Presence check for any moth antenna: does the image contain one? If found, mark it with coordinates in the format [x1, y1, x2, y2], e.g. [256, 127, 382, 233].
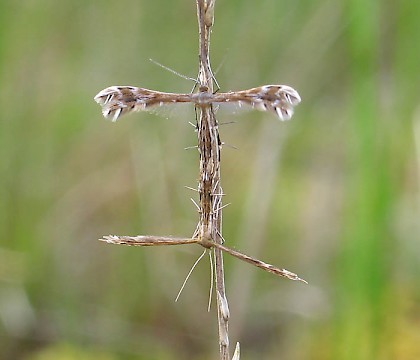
[212, 76, 220, 93]
[219, 120, 237, 126]
[149, 58, 197, 83]
[221, 142, 238, 150]
[214, 52, 228, 77]
[175, 249, 207, 302]
[191, 78, 199, 94]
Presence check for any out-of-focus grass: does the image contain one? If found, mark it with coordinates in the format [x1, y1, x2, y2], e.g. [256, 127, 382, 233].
[0, 1, 419, 359]
[333, 1, 392, 359]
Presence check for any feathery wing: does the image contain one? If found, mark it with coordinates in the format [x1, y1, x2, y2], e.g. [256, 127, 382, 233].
[94, 84, 301, 122]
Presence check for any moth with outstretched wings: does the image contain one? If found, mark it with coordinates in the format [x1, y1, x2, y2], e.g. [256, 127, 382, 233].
[94, 84, 301, 122]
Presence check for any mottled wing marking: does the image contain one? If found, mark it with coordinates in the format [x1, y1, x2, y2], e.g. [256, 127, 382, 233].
[235, 85, 301, 121]
[94, 86, 170, 122]
[94, 84, 301, 122]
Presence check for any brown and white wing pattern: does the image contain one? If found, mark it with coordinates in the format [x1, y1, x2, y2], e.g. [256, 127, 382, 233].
[94, 84, 301, 122]
[94, 86, 144, 121]
[233, 85, 301, 121]
[94, 86, 190, 122]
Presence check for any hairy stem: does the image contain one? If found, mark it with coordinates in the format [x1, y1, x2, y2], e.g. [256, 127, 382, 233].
[195, 1, 230, 359]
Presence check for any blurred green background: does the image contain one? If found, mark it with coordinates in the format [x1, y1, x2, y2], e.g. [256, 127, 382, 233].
[1, 0, 419, 359]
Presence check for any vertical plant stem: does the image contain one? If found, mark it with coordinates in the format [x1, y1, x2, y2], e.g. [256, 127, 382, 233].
[194, 1, 230, 359]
